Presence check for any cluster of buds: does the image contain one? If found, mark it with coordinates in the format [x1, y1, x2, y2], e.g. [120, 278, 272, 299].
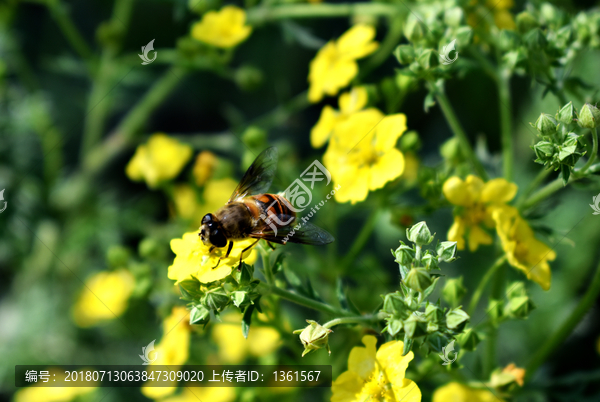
[532, 102, 595, 184]
[178, 263, 261, 332]
[380, 221, 471, 356]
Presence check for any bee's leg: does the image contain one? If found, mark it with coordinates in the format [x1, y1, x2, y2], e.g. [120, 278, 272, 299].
[224, 241, 234, 258]
[211, 259, 221, 270]
[209, 246, 215, 253]
[238, 239, 260, 267]
[267, 241, 276, 250]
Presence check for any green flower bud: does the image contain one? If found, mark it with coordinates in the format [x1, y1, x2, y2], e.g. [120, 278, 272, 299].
[190, 304, 210, 325]
[293, 320, 333, 356]
[457, 327, 481, 351]
[393, 45, 415, 65]
[534, 113, 558, 136]
[242, 126, 267, 148]
[425, 304, 445, 333]
[399, 131, 421, 152]
[421, 252, 439, 270]
[540, 3, 558, 25]
[232, 291, 251, 308]
[442, 277, 466, 307]
[385, 317, 404, 337]
[179, 279, 203, 300]
[574, 12, 590, 42]
[405, 268, 433, 292]
[556, 102, 575, 125]
[516, 11, 538, 33]
[234, 65, 263, 92]
[525, 29, 548, 50]
[382, 292, 409, 318]
[139, 237, 162, 259]
[454, 26, 473, 48]
[503, 49, 526, 71]
[488, 298, 504, 325]
[446, 307, 469, 331]
[107, 245, 130, 268]
[505, 296, 535, 319]
[444, 7, 464, 27]
[403, 313, 428, 338]
[577, 103, 600, 128]
[507, 281, 527, 299]
[437, 241, 458, 262]
[417, 49, 438, 70]
[498, 30, 521, 51]
[202, 288, 230, 312]
[404, 18, 426, 42]
[407, 221, 435, 246]
[392, 241, 415, 265]
[441, 137, 463, 162]
[533, 141, 555, 164]
[555, 25, 575, 48]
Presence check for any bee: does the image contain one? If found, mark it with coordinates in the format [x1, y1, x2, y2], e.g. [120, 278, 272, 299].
[199, 147, 334, 268]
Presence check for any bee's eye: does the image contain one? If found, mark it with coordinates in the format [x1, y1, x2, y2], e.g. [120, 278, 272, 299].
[201, 214, 213, 224]
[209, 229, 227, 248]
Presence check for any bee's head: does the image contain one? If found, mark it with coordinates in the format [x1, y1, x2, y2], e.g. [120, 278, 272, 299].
[199, 213, 227, 248]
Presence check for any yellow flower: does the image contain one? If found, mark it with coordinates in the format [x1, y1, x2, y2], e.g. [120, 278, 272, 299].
[71, 269, 135, 327]
[331, 335, 421, 402]
[492, 205, 554, 290]
[308, 24, 378, 103]
[171, 178, 238, 226]
[126, 133, 192, 189]
[433, 382, 502, 402]
[467, 0, 516, 31]
[191, 6, 252, 48]
[323, 109, 407, 204]
[160, 387, 235, 402]
[311, 86, 368, 148]
[142, 306, 191, 400]
[192, 150, 217, 186]
[443, 175, 518, 252]
[211, 312, 281, 363]
[168, 231, 257, 283]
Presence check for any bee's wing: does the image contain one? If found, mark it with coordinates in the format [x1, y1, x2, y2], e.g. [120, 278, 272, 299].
[249, 216, 334, 246]
[228, 147, 279, 203]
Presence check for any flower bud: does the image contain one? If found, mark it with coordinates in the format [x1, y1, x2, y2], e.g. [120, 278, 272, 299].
[392, 241, 415, 265]
[442, 277, 466, 307]
[437, 241, 457, 262]
[555, 25, 574, 48]
[446, 307, 469, 331]
[382, 292, 409, 318]
[407, 221, 434, 246]
[556, 102, 575, 125]
[405, 268, 432, 292]
[498, 30, 521, 51]
[488, 298, 504, 325]
[441, 137, 463, 162]
[404, 18, 426, 42]
[540, 3, 559, 25]
[577, 103, 600, 128]
[417, 49, 438, 70]
[293, 320, 333, 356]
[393, 45, 415, 65]
[516, 11, 538, 33]
[505, 296, 535, 319]
[444, 7, 464, 27]
[457, 327, 481, 351]
[507, 281, 527, 299]
[454, 27, 473, 47]
[202, 287, 230, 312]
[421, 252, 439, 270]
[399, 131, 421, 152]
[384, 317, 404, 337]
[525, 28, 548, 50]
[107, 245, 130, 268]
[402, 314, 428, 338]
[425, 304, 444, 333]
[234, 65, 263, 92]
[179, 279, 202, 300]
[533, 141, 555, 164]
[534, 113, 557, 136]
[190, 304, 210, 325]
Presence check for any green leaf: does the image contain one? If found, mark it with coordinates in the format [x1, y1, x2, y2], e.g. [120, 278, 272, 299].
[402, 333, 414, 356]
[242, 304, 255, 339]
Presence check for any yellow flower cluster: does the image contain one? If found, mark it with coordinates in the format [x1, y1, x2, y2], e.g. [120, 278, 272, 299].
[71, 269, 135, 327]
[443, 175, 554, 290]
[191, 6, 252, 48]
[168, 231, 257, 283]
[126, 133, 192, 189]
[308, 24, 378, 103]
[312, 87, 409, 204]
[331, 335, 421, 402]
[433, 382, 500, 402]
[467, 0, 516, 31]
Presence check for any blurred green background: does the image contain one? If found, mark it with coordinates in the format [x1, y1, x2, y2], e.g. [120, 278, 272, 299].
[1, 0, 600, 401]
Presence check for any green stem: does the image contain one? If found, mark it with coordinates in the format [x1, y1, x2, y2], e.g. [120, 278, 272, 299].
[322, 313, 386, 329]
[520, 178, 564, 211]
[46, 0, 93, 64]
[339, 209, 379, 271]
[259, 244, 275, 285]
[434, 89, 488, 180]
[83, 66, 188, 174]
[468, 256, 506, 316]
[525, 260, 600, 381]
[484, 262, 506, 378]
[246, 3, 401, 23]
[498, 68, 513, 181]
[515, 168, 552, 209]
[258, 282, 352, 318]
[581, 128, 598, 173]
[359, 15, 404, 79]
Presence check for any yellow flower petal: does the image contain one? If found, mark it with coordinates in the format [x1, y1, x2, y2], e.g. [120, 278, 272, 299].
[338, 86, 368, 114]
[433, 382, 502, 402]
[443, 176, 479, 207]
[191, 6, 252, 48]
[347, 335, 377, 380]
[311, 105, 339, 148]
[368, 147, 405, 191]
[468, 225, 493, 252]
[336, 24, 379, 59]
[480, 178, 518, 204]
[448, 216, 466, 250]
[375, 113, 407, 150]
[375, 340, 414, 379]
